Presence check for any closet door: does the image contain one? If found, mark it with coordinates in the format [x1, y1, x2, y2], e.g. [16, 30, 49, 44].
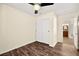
[36, 19, 50, 44]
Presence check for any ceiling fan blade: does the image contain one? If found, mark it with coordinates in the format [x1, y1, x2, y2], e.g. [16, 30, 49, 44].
[40, 3, 54, 7]
[29, 3, 35, 5]
[29, 3, 54, 6]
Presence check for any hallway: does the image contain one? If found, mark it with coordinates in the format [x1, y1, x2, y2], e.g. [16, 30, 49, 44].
[53, 37, 78, 56]
[63, 37, 74, 46]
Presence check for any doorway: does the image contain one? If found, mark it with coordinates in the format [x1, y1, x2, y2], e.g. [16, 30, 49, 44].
[63, 24, 74, 45]
[63, 25, 68, 38]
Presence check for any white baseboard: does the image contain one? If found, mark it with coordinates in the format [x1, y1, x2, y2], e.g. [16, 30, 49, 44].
[49, 42, 57, 47]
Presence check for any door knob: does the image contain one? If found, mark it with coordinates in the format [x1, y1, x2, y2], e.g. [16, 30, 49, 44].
[48, 30, 50, 32]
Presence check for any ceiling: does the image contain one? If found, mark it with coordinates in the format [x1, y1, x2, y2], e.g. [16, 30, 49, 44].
[3, 3, 79, 16]
[40, 3, 79, 15]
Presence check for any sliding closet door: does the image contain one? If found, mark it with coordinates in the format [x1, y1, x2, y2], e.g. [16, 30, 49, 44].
[36, 19, 50, 44]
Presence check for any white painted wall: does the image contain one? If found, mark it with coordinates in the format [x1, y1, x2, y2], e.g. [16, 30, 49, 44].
[0, 5, 36, 54]
[36, 12, 57, 47]
[57, 16, 63, 42]
[0, 5, 3, 46]
[51, 15, 57, 47]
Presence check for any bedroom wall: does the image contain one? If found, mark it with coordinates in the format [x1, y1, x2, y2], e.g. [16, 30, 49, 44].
[0, 5, 3, 45]
[0, 5, 36, 54]
[57, 16, 63, 42]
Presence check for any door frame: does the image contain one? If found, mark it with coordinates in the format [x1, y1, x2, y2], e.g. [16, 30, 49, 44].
[63, 24, 69, 38]
[62, 24, 69, 42]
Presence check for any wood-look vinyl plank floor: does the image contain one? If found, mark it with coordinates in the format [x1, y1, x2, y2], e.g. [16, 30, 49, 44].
[0, 41, 79, 56]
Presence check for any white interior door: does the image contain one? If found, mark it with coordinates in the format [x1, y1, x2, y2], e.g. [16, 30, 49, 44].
[73, 17, 78, 49]
[36, 19, 50, 44]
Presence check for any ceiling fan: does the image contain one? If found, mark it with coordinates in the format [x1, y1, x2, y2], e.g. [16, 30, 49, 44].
[29, 3, 54, 14]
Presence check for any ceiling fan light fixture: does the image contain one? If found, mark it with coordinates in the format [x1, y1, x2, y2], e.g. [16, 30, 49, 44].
[35, 10, 38, 14]
[34, 4, 40, 11]
[29, 3, 54, 14]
